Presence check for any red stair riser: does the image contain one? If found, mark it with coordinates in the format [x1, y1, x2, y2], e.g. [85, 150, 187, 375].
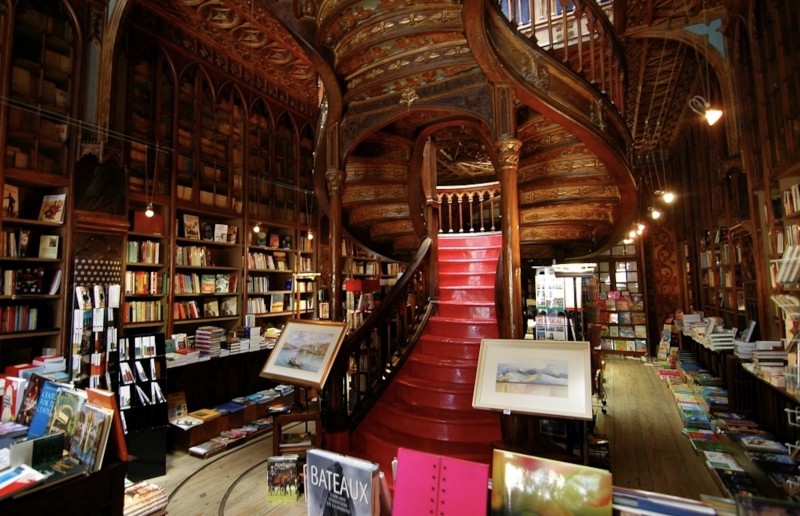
[438, 234, 502, 248]
[438, 248, 500, 260]
[418, 335, 482, 358]
[407, 356, 477, 383]
[438, 260, 497, 273]
[438, 287, 495, 303]
[438, 272, 495, 288]
[436, 301, 495, 319]
[378, 403, 501, 442]
[394, 377, 476, 410]
[426, 318, 499, 338]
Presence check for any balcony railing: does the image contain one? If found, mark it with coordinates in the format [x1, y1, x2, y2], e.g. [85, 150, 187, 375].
[438, 183, 502, 234]
[497, 0, 624, 109]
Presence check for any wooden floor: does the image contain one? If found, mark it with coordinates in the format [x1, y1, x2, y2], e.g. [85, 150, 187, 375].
[149, 354, 724, 515]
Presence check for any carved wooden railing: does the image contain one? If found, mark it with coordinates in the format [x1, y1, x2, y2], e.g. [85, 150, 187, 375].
[438, 183, 502, 234]
[497, 0, 624, 110]
[322, 237, 433, 431]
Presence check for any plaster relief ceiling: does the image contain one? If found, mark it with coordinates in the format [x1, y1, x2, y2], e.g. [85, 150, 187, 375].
[139, 0, 319, 104]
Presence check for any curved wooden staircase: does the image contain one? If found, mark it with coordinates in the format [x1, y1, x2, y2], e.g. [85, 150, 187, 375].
[352, 232, 503, 483]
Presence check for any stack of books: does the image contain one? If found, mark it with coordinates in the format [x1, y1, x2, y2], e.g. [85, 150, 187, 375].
[194, 326, 224, 359]
[733, 339, 756, 359]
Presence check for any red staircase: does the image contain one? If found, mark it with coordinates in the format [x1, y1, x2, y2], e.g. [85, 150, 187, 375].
[352, 232, 503, 483]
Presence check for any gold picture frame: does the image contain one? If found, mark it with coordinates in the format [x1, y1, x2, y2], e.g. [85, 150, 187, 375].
[472, 339, 593, 420]
[260, 319, 348, 389]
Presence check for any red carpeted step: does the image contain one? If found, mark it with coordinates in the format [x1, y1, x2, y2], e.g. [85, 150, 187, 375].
[437, 258, 498, 274]
[438, 285, 495, 303]
[438, 271, 496, 288]
[437, 246, 500, 260]
[393, 374, 477, 410]
[406, 354, 477, 384]
[375, 397, 500, 441]
[425, 316, 499, 338]
[418, 334, 482, 359]
[438, 233, 502, 248]
[436, 299, 496, 319]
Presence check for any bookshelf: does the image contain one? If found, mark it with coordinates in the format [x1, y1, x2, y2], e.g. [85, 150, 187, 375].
[172, 208, 242, 336]
[6, 1, 75, 177]
[0, 169, 70, 367]
[122, 202, 169, 336]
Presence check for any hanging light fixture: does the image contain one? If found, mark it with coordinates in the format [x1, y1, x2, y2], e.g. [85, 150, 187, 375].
[144, 143, 155, 217]
[689, 95, 722, 126]
[688, 0, 722, 126]
[305, 190, 314, 240]
[252, 221, 261, 233]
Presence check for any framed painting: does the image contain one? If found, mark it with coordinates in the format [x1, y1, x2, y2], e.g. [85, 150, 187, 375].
[472, 339, 592, 420]
[260, 320, 348, 389]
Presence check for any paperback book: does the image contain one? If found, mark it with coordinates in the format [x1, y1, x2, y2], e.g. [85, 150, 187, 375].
[68, 402, 114, 472]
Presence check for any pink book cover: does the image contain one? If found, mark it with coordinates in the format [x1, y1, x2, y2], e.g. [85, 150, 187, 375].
[392, 447, 489, 516]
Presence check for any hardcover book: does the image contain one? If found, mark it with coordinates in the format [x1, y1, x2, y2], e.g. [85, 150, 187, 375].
[68, 402, 113, 472]
[491, 449, 612, 515]
[46, 388, 87, 448]
[38, 193, 66, 223]
[15, 373, 46, 426]
[267, 454, 300, 502]
[306, 447, 381, 516]
[38, 234, 59, 259]
[183, 214, 200, 239]
[27, 380, 70, 439]
[394, 447, 489, 516]
[1, 377, 27, 423]
[86, 387, 129, 462]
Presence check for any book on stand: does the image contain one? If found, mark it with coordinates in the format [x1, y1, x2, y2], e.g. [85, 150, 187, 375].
[305, 448, 381, 516]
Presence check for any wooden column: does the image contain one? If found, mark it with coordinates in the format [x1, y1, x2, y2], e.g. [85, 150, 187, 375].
[492, 84, 523, 340]
[325, 123, 345, 323]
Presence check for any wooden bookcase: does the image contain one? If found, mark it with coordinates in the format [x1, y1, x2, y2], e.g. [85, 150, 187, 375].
[0, 0, 76, 365]
[172, 207, 242, 338]
[122, 202, 169, 337]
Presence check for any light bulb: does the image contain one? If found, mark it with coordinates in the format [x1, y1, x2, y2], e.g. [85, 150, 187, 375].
[662, 191, 675, 204]
[636, 222, 645, 235]
[145, 203, 154, 218]
[705, 108, 723, 126]
[307, 229, 314, 241]
[650, 208, 662, 220]
[629, 229, 637, 239]
[252, 222, 261, 233]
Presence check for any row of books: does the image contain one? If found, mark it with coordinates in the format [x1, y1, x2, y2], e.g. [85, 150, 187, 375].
[173, 297, 237, 320]
[0, 231, 60, 259]
[126, 240, 160, 264]
[122, 300, 163, 323]
[0, 305, 39, 333]
[173, 272, 237, 295]
[247, 251, 288, 271]
[174, 245, 215, 267]
[123, 270, 167, 295]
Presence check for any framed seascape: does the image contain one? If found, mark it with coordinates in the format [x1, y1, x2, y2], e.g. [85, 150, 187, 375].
[260, 320, 348, 389]
[472, 339, 593, 420]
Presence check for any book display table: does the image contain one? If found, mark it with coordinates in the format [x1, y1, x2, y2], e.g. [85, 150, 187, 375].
[0, 460, 126, 516]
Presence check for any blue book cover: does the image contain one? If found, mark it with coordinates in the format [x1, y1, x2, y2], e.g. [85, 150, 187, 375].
[27, 380, 65, 439]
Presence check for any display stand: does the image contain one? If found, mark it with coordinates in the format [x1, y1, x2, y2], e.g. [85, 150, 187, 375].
[272, 387, 320, 456]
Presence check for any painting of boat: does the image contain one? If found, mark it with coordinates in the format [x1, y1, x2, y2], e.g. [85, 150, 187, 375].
[274, 329, 335, 373]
